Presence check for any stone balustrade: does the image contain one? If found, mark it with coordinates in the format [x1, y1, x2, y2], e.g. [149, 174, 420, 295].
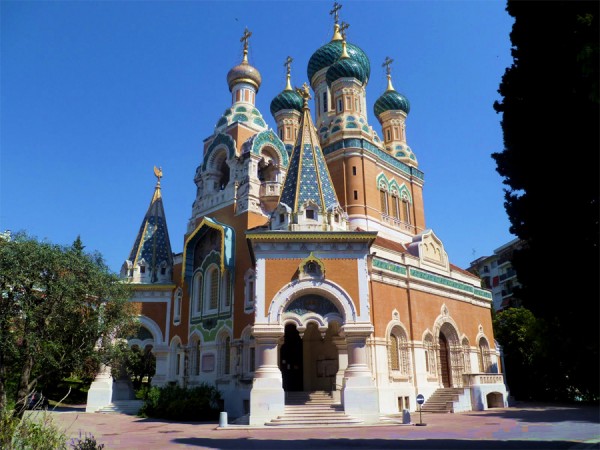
[463, 373, 504, 386]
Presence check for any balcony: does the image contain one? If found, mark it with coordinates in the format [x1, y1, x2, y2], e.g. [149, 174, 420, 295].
[463, 373, 505, 386]
[260, 181, 281, 198]
[381, 214, 417, 234]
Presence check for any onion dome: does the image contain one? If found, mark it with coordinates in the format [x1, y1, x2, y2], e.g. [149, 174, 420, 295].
[226, 28, 262, 92]
[374, 69, 410, 117]
[270, 56, 303, 116]
[307, 24, 370, 85]
[326, 39, 368, 87]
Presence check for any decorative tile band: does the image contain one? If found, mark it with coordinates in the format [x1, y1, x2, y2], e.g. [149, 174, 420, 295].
[373, 257, 407, 275]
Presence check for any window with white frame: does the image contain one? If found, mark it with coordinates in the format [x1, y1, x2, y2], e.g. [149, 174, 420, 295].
[423, 334, 436, 376]
[193, 272, 203, 315]
[173, 288, 182, 324]
[244, 269, 255, 312]
[219, 335, 231, 376]
[203, 265, 220, 314]
[221, 270, 231, 309]
[390, 327, 411, 376]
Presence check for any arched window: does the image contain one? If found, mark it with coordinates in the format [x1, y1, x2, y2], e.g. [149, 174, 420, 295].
[190, 336, 201, 377]
[221, 270, 231, 309]
[401, 195, 411, 224]
[244, 269, 255, 312]
[478, 337, 491, 373]
[423, 334, 436, 376]
[391, 194, 400, 220]
[192, 272, 203, 315]
[173, 288, 182, 324]
[390, 328, 411, 376]
[203, 265, 220, 313]
[462, 338, 472, 373]
[380, 188, 389, 215]
[219, 335, 231, 376]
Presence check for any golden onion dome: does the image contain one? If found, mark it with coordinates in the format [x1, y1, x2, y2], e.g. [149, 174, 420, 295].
[227, 27, 262, 93]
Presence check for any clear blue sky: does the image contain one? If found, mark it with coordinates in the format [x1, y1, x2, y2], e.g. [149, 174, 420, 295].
[1, 0, 516, 274]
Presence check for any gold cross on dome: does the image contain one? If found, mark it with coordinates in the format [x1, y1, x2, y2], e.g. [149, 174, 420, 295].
[284, 56, 293, 75]
[297, 82, 312, 101]
[240, 27, 252, 51]
[340, 21, 349, 39]
[383, 56, 394, 76]
[330, 2, 342, 24]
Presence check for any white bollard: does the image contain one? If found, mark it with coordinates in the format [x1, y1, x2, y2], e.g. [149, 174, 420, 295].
[219, 411, 228, 427]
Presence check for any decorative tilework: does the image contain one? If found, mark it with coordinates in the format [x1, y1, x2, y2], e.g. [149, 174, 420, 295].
[373, 258, 407, 275]
[250, 129, 289, 168]
[202, 133, 236, 170]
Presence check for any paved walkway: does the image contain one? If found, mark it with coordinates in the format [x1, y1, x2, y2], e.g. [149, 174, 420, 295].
[37, 402, 599, 450]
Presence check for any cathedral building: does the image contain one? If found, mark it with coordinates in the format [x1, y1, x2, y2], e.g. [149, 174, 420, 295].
[122, 6, 507, 425]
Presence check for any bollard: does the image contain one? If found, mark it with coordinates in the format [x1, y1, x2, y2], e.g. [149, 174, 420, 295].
[402, 408, 411, 424]
[219, 411, 228, 427]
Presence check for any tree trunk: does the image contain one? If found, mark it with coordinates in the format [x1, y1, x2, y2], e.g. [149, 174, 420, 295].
[0, 353, 7, 412]
[15, 353, 34, 419]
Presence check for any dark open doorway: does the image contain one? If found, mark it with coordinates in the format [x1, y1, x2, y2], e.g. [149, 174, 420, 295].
[439, 333, 452, 387]
[281, 324, 303, 391]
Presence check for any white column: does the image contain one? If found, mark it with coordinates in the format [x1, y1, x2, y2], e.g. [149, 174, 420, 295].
[249, 324, 284, 426]
[341, 323, 380, 423]
[332, 337, 348, 403]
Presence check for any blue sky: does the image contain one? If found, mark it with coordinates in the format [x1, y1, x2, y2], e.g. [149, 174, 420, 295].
[1, 0, 515, 274]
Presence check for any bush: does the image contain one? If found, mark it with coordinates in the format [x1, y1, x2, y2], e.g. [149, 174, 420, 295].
[0, 410, 68, 450]
[139, 383, 221, 421]
[70, 431, 105, 450]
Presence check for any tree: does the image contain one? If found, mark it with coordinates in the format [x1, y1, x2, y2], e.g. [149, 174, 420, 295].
[0, 232, 135, 416]
[493, 1, 599, 401]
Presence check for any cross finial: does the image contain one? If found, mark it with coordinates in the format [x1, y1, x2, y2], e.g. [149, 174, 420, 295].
[330, 2, 342, 25]
[383, 56, 394, 76]
[340, 21, 349, 40]
[240, 27, 252, 50]
[153, 166, 163, 186]
[284, 56, 293, 75]
[240, 27, 252, 62]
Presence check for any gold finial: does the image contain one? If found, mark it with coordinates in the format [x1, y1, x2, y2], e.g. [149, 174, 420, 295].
[383, 56, 395, 91]
[296, 82, 312, 109]
[154, 165, 163, 184]
[240, 27, 252, 63]
[330, 2, 343, 41]
[284, 56, 293, 91]
[340, 21, 350, 59]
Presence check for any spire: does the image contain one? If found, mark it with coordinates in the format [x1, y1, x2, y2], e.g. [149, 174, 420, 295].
[124, 166, 173, 283]
[278, 83, 341, 218]
[340, 22, 350, 59]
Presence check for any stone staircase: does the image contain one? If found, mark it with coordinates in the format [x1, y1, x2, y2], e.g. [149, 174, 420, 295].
[95, 400, 144, 415]
[420, 388, 465, 413]
[265, 391, 363, 427]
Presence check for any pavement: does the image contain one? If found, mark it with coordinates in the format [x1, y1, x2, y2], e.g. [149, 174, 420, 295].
[31, 402, 600, 450]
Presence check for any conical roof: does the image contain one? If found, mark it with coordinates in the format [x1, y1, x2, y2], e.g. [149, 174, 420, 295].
[127, 167, 173, 283]
[278, 84, 340, 213]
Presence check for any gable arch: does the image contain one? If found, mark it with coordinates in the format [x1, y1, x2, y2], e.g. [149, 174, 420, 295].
[376, 172, 390, 190]
[266, 278, 357, 325]
[135, 315, 164, 345]
[251, 130, 289, 168]
[202, 133, 236, 171]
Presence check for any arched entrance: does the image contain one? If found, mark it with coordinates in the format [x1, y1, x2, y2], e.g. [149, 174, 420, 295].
[439, 333, 452, 387]
[281, 324, 303, 391]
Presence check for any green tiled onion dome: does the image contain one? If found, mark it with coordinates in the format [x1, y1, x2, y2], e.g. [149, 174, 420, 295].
[270, 89, 303, 116]
[307, 40, 370, 85]
[227, 60, 262, 92]
[374, 89, 410, 117]
[326, 56, 368, 86]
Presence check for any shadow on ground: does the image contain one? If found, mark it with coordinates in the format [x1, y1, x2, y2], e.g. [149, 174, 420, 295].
[462, 403, 600, 424]
[172, 437, 595, 449]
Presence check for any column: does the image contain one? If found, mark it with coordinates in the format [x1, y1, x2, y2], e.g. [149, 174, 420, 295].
[341, 323, 380, 423]
[332, 337, 348, 403]
[249, 324, 284, 426]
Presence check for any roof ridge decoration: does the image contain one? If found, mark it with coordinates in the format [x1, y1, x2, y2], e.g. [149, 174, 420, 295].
[124, 167, 174, 283]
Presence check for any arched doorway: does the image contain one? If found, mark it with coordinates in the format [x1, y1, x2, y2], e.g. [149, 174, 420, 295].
[281, 324, 303, 391]
[439, 333, 452, 387]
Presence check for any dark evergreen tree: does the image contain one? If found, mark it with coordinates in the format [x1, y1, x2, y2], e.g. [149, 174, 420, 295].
[493, 1, 599, 401]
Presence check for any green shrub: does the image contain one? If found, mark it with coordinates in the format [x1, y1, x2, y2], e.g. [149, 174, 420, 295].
[69, 431, 105, 450]
[0, 410, 68, 450]
[139, 383, 221, 421]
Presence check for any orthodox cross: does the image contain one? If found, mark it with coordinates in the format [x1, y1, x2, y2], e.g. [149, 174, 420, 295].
[284, 56, 293, 75]
[383, 56, 394, 76]
[340, 21, 349, 39]
[153, 166, 163, 186]
[330, 2, 342, 24]
[240, 27, 252, 51]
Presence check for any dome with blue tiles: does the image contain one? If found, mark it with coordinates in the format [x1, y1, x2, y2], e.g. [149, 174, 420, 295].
[307, 25, 370, 85]
[326, 40, 368, 87]
[270, 89, 303, 116]
[374, 69, 410, 117]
